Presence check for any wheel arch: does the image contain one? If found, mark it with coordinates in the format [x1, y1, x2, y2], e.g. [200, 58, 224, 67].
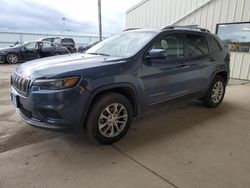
[81, 83, 142, 129]
[215, 71, 228, 84]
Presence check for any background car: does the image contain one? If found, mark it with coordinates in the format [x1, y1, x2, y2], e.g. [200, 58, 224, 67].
[40, 37, 77, 53]
[0, 41, 69, 64]
[78, 41, 99, 53]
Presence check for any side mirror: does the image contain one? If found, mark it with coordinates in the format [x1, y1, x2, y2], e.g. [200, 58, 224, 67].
[145, 49, 167, 59]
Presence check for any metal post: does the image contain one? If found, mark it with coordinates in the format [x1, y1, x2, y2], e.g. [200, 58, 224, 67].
[98, 0, 102, 41]
[62, 17, 66, 36]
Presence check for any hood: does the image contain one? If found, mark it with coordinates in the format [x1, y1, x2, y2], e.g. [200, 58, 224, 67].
[0, 47, 19, 52]
[15, 53, 126, 78]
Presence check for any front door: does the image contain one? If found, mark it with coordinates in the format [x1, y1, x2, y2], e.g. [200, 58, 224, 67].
[22, 42, 39, 61]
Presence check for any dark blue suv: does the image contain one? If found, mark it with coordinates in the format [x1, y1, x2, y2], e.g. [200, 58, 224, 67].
[11, 26, 230, 144]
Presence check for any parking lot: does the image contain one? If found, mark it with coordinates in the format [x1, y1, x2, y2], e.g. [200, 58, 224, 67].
[0, 64, 250, 188]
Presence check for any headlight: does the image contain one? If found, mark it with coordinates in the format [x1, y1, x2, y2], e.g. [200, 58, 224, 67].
[33, 77, 80, 90]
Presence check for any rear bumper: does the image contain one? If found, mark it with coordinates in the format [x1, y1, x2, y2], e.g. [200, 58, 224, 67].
[11, 85, 91, 129]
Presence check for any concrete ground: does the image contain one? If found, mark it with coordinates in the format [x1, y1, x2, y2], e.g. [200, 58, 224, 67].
[0, 64, 250, 188]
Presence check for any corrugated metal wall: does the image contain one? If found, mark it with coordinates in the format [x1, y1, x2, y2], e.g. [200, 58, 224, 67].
[230, 53, 250, 80]
[126, 0, 212, 29]
[174, 0, 250, 33]
[126, 0, 250, 80]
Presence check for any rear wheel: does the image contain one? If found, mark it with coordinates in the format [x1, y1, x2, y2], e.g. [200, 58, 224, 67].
[85, 92, 133, 144]
[202, 75, 226, 108]
[6, 53, 18, 64]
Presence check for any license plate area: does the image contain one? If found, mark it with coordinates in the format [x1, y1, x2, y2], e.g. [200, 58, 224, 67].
[11, 93, 21, 108]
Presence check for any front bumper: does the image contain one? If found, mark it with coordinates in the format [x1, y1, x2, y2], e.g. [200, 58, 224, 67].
[0, 55, 6, 63]
[11, 85, 90, 129]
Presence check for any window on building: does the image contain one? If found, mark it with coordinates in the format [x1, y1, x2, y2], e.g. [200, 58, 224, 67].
[216, 22, 250, 53]
[185, 34, 209, 57]
[152, 34, 184, 60]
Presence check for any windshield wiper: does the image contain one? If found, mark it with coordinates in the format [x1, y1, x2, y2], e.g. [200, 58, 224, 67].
[87, 52, 110, 56]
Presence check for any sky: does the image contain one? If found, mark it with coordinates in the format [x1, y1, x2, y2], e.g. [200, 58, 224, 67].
[0, 0, 141, 35]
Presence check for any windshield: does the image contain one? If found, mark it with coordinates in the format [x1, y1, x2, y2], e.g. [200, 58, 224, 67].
[86, 32, 157, 57]
[13, 43, 23, 47]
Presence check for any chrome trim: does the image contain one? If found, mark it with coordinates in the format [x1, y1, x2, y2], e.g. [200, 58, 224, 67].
[33, 76, 80, 83]
[11, 72, 30, 95]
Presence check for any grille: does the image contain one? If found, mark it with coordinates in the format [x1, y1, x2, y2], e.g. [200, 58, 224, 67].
[11, 73, 30, 94]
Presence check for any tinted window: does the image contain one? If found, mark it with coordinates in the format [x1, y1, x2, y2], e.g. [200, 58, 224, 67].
[25, 42, 37, 50]
[152, 34, 184, 60]
[42, 42, 52, 48]
[61, 38, 74, 45]
[186, 34, 209, 57]
[208, 36, 221, 52]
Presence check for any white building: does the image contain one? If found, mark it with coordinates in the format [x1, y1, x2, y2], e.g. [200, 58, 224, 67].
[126, 0, 250, 80]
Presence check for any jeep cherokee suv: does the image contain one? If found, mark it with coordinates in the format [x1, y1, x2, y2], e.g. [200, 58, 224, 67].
[11, 26, 230, 144]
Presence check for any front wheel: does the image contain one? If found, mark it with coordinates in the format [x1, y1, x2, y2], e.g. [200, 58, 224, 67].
[202, 75, 226, 108]
[85, 92, 133, 144]
[6, 53, 19, 64]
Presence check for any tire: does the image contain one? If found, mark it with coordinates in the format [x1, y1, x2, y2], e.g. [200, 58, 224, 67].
[6, 53, 19, 64]
[85, 92, 133, 144]
[202, 75, 226, 108]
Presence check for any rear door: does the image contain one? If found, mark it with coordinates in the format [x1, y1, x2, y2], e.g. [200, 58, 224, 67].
[183, 33, 213, 91]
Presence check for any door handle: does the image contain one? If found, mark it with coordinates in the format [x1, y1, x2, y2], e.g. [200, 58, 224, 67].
[210, 57, 216, 62]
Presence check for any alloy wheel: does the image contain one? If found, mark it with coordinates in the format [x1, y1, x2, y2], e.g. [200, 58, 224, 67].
[98, 103, 128, 138]
[211, 81, 224, 103]
[8, 54, 18, 64]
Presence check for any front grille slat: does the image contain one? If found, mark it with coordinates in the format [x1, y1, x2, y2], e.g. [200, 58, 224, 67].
[11, 73, 30, 95]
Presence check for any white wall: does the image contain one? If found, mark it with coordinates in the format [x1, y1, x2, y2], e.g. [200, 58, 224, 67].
[126, 0, 212, 29]
[126, 0, 250, 80]
[231, 53, 250, 80]
[175, 0, 250, 33]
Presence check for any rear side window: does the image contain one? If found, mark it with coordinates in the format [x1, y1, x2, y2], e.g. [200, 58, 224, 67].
[207, 36, 222, 52]
[42, 42, 53, 48]
[185, 34, 209, 57]
[61, 38, 74, 45]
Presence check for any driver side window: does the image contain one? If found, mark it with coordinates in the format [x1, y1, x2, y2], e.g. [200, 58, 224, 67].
[25, 43, 37, 50]
[152, 34, 184, 60]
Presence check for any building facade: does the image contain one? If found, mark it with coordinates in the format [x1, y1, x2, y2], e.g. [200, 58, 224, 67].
[126, 0, 250, 80]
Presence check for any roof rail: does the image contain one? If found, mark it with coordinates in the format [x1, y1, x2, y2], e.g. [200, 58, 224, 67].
[123, 28, 141, 31]
[161, 25, 211, 33]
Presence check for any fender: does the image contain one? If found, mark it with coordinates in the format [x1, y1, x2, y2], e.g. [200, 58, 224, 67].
[80, 82, 143, 128]
[206, 68, 228, 91]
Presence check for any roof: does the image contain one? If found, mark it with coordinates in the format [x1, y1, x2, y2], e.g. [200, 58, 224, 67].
[124, 28, 160, 33]
[124, 26, 211, 34]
